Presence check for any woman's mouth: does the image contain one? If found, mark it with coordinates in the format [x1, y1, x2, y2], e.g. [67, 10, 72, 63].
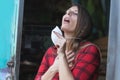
[63, 18, 70, 24]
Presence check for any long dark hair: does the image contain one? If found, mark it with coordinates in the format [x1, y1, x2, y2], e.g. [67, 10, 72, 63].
[67, 3, 93, 52]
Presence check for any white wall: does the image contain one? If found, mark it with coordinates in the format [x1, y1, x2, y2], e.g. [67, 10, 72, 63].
[106, 0, 120, 80]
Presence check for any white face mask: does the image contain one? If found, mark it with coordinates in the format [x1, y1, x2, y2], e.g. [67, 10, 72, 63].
[51, 26, 63, 45]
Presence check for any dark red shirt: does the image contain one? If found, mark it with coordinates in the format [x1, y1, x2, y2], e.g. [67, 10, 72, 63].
[35, 41, 101, 80]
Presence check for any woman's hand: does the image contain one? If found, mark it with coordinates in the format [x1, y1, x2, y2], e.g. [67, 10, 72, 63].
[53, 31, 66, 53]
[65, 50, 75, 68]
[53, 31, 75, 69]
[52, 51, 75, 72]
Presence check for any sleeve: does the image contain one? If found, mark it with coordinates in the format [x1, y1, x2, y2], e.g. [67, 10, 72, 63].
[72, 45, 101, 80]
[34, 48, 50, 80]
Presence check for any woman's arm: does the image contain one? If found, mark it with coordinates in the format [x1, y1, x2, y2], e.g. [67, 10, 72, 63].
[35, 64, 57, 80]
[34, 47, 58, 80]
[54, 31, 74, 80]
[58, 53, 74, 80]
[41, 55, 59, 80]
[41, 65, 57, 80]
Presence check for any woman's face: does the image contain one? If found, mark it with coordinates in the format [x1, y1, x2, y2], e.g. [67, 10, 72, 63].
[61, 6, 78, 33]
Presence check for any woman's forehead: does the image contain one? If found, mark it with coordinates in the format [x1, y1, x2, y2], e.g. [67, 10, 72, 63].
[68, 6, 78, 12]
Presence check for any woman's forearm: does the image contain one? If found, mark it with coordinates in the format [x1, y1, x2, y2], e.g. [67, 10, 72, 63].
[58, 53, 74, 80]
[41, 66, 57, 80]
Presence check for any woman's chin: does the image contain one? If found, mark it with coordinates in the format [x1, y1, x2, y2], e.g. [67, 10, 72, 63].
[61, 28, 71, 33]
[61, 27, 67, 32]
[61, 25, 69, 30]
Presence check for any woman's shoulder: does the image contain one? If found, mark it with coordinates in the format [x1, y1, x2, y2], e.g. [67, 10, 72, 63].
[47, 45, 56, 50]
[79, 41, 100, 53]
[76, 41, 101, 58]
[45, 45, 57, 55]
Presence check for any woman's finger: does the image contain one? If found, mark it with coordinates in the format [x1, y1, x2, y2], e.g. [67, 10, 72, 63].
[66, 51, 75, 60]
[53, 31, 63, 39]
[67, 56, 75, 64]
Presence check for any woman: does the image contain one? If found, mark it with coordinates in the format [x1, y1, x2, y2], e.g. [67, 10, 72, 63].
[35, 3, 101, 80]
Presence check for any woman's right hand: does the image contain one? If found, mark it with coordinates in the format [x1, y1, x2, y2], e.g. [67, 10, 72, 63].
[53, 31, 66, 53]
[52, 50, 75, 72]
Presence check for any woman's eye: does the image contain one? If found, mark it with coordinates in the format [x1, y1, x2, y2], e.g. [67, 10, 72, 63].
[65, 10, 78, 16]
[69, 11, 78, 16]
[71, 12, 78, 15]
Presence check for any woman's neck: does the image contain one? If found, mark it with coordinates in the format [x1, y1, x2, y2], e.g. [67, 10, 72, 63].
[64, 32, 73, 39]
[64, 33, 73, 51]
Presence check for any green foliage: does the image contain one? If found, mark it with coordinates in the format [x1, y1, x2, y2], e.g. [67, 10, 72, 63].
[80, 0, 108, 39]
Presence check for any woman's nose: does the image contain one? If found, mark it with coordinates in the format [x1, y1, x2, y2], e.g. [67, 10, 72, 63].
[67, 12, 71, 16]
[67, 12, 70, 15]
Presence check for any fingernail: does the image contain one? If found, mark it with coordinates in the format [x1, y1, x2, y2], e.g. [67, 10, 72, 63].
[53, 31, 56, 33]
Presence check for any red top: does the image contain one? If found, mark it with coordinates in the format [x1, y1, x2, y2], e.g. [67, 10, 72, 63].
[34, 41, 101, 80]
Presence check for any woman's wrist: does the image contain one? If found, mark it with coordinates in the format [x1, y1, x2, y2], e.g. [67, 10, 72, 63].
[50, 65, 58, 73]
[58, 52, 66, 57]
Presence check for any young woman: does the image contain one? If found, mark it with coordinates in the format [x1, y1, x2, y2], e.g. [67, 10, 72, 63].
[35, 3, 101, 80]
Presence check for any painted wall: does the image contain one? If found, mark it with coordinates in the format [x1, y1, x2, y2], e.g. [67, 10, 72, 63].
[0, 0, 14, 68]
[0, 0, 19, 69]
[0, 0, 21, 79]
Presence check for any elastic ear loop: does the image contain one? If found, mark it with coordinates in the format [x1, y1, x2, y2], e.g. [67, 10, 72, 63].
[65, 37, 81, 40]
